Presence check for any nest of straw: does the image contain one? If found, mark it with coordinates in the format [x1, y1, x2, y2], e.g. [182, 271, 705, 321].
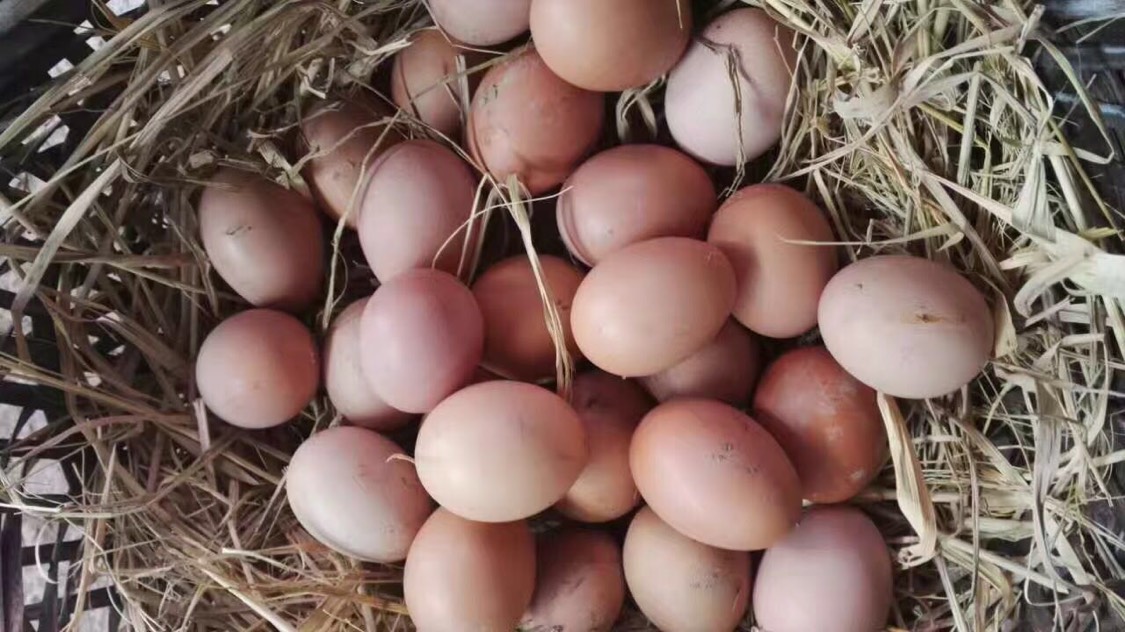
[1, 0, 1123, 630]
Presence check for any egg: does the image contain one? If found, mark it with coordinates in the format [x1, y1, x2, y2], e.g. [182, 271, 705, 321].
[623, 507, 751, 632]
[426, 0, 531, 46]
[818, 255, 993, 398]
[556, 144, 716, 266]
[472, 255, 584, 381]
[630, 398, 801, 550]
[359, 139, 478, 281]
[665, 8, 798, 166]
[286, 426, 432, 562]
[404, 509, 535, 632]
[753, 346, 886, 503]
[359, 269, 484, 413]
[570, 237, 737, 377]
[198, 169, 323, 312]
[301, 98, 399, 227]
[529, 0, 692, 91]
[468, 46, 604, 194]
[556, 371, 651, 523]
[707, 184, 837, 338]
[522, 528, 625, 632]
[753, 506, 893, 632]
[322, 298, 414, 431]
[195, 309, 318, 429]
[415, 381, 587, 522]
[639, 319, 761, 406]
[391, 29, 474, 138]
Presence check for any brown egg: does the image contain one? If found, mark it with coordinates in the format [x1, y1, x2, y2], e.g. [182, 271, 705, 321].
[391, 29, 474, 138]
[707, 184, 837, 338]
[665, 8, 798, 166]
[323, 299, 414, 431]
[818, 255, 994, 398]
[301, 99, 399, 227]
[623, 507, 751, 632]
[415, 381, 587, 522]
[196, 309, 318, 429]
[426, 0, 531, 46]
[404, 509, 535, 632]
[570, 237, 737, 377]
[630, 399, 801, 550]
[359, 139, 478, 281]
[472, 255, 584, 381]
[198, 169, 323, 312]
[754, 506, 893, 632]
[286, 427, 432, 562]
[529, 0, 692, 91]
[639, 320, 761, 407]
[557, 144, 716, 266]
[522, 528, 625, 632]
[468, 46, 604, 194]
[556, 371, 651, 523]
[753, 346, 886, 503]
[359, 269, 483, 413]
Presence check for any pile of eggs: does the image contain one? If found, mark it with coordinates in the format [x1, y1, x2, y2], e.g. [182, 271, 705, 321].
[192, 1, 996, 630]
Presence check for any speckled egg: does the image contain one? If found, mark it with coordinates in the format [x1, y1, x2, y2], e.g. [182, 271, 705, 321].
[624, 507, 751, 632]
[522, 528, 625, 632]
[287, 426, 432, 562]
[468, 46, 604, 194]
[818, 255, 993, 398]
[753, 346, 886, 503]
[630, 398, 802, 550]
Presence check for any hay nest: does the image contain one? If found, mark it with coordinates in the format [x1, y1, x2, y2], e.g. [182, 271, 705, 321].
[1, 0, 1123, 630]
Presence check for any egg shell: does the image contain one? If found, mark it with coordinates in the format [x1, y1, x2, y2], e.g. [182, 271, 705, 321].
[817, 255, 994, 398]
[359, 139, 478, 281]
[198, 169, 323, 312]
[196, 309, 318, 429]
[522, 528, 625, 632]
[707, 183, 837, 338]
[639, 319, 761, 406]
[404, 509, 536, 632]
[529, 0, 692, 91]
[623, 507, 752, 632]
[753, 506, 893, 632]
[468, 46, 604, 194]
[472, 255, 584, 381]
[286, 426, 432, 562]
[301, 99, 399, 227]
[556, 371, 651, 523]
[570, 237, 737, 377]
[753, 346, 886, 503]
[426, 0, 531, 46]
[391, 29, 474, 138]
[415, 380, 587, 522]
[630, 398, 801, 550]
[323, 299, 414, 431]
[665, 8, 797, 166]
[556, 144, 717, 266]
[359, 269, 484, 413]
